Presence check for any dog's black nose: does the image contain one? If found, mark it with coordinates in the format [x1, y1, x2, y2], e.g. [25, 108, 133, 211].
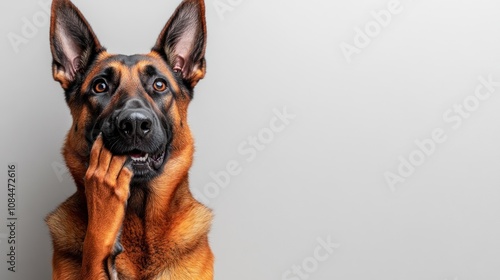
[117, 111, 153, 138]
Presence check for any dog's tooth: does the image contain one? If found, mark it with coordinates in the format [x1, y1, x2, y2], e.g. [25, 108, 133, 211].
[131, 153, 149, 162]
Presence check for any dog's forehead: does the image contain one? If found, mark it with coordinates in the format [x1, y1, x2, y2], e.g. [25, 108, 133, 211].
[107, 54, 153, 66]
[100, 53, 169, 72]
[83, 52, 180, 94]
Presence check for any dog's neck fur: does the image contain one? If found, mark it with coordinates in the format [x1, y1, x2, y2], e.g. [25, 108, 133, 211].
[130, 142, 195, 220]
[63, 128, 197, 222]
[49, 137, 212, 277]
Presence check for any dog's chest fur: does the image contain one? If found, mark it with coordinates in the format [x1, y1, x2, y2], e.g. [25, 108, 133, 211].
[46, 191, 213, 279]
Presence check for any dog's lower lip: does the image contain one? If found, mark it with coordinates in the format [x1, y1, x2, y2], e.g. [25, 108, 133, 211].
[152, 151, 165, 170]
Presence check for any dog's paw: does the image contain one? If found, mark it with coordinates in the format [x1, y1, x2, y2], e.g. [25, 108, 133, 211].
[84, 135, 133, 245]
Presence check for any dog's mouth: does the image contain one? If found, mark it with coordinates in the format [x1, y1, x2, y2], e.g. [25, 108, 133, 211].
[123, 146, 167, 180]
[129, 149, 165, 170]
[90, 128, 170, 182]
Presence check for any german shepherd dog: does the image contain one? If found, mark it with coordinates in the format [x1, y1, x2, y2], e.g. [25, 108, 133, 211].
[45, 0, 213, 279]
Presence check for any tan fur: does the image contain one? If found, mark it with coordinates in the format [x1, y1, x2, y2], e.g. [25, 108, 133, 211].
[47, 0, 213, 278]
[46, 50, 213, 278]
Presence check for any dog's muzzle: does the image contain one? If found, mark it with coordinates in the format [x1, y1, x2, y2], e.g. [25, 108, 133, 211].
[99, 98, 169, 181]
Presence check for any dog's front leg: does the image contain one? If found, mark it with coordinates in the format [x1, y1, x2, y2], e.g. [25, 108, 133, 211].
[82, 135, 133, 280]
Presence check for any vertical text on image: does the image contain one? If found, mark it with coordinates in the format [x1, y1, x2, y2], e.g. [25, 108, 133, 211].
[6, 164, 18, 272]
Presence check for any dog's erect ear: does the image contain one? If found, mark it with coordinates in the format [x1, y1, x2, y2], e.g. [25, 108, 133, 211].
[152, 0, 207, 88]
[50, 0, 103, 90]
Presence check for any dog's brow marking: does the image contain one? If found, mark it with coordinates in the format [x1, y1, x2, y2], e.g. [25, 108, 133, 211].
[147, 52, 181, 95]
[131, 62, 174, 116]
[81, 52, 114, 91]
[97, 51, 111, 61]
[132, 61, 176, 96]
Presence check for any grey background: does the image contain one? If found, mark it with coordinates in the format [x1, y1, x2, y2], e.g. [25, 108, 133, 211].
[1, 0, 500, 279]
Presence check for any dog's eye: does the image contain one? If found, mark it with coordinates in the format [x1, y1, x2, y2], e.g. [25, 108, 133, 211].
[93, 79, 109, 94]
[153, 79, 167, 92]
